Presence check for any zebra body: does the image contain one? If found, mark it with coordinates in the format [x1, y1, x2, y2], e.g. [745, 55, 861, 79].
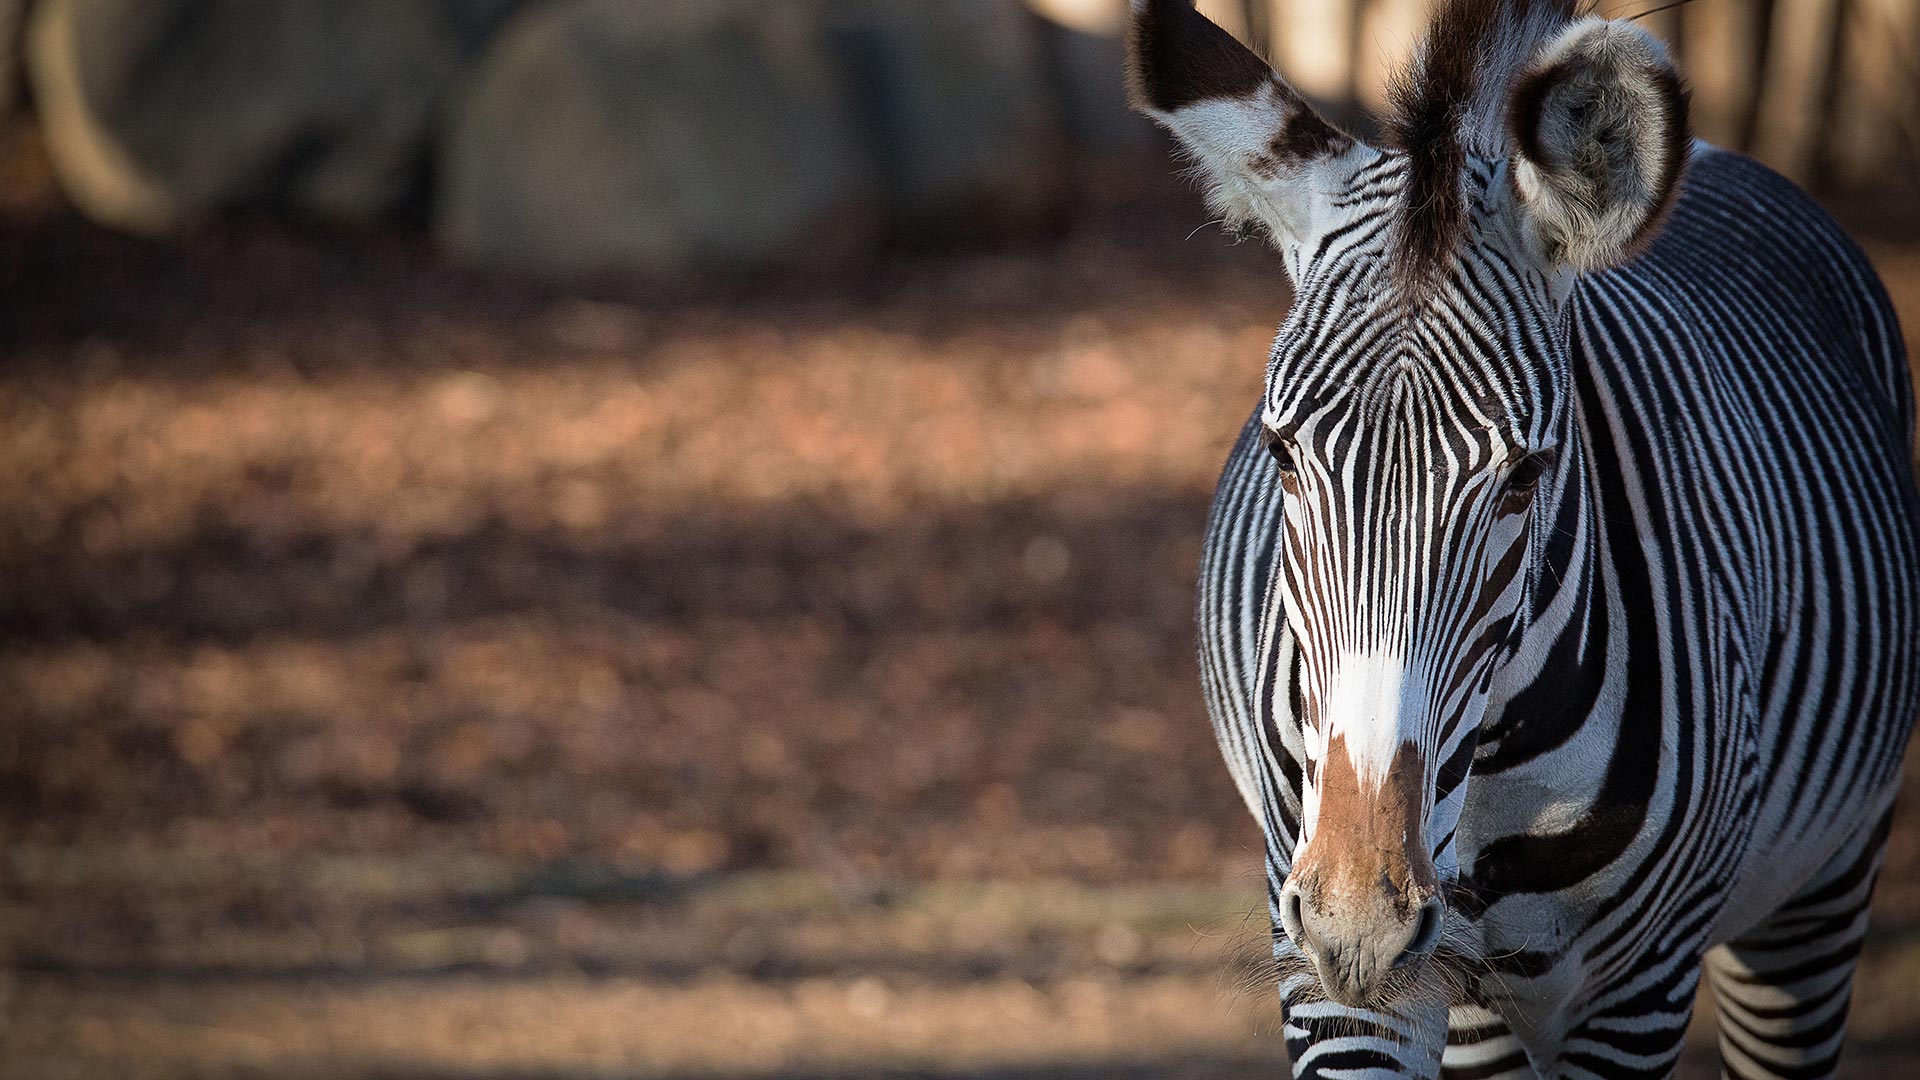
[1200, 144, 1919, 1077]
[1127, 1, 1920, 1076]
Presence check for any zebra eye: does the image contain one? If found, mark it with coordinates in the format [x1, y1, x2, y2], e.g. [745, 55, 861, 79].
[1498, 451, 1553, 513]
[1262, 430, 1299, 487]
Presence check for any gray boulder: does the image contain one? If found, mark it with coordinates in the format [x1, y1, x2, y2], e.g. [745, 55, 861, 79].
[822, 0, 1068, 240]
[26, 0, 523, 233]
[435, 0, 881, 284]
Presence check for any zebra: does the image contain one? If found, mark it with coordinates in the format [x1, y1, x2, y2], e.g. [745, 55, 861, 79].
[1127, 0, 1920, 1076]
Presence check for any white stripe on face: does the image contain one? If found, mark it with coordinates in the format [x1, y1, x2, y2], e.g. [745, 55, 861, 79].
[1320, 649, 1427, 790]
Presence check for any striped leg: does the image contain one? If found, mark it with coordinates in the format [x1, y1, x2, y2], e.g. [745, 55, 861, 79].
[1283, 995, 1540, 1078]
[1704, 811, 1893, 1080]
[1442, 1003, 1538, 1079]
[1281, 976, 1449, 1079]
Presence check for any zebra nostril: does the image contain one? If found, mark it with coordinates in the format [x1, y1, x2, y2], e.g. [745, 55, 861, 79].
[1397, 897, 1444, 967]
[1279, 883, 1311, 952]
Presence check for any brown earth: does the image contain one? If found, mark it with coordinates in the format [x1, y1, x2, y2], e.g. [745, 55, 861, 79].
[3, 122, 1919, 1078]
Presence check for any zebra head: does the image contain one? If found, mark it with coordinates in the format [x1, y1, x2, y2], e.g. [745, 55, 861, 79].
[1129, 0, 1688, 1009]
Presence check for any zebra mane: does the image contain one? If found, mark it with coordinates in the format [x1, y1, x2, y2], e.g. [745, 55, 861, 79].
[1385, 0, 1581, 290]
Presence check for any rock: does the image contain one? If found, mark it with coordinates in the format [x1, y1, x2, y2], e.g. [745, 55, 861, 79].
[25, 0, 523, 234]
[436, 0, 881, 285]
[822, 0, 1069, 240]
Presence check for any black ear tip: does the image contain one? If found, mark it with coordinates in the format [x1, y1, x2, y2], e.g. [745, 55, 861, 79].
[1127, 0, 1273, 114]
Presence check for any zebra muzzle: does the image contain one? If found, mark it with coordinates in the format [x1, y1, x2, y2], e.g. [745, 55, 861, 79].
[1280, 736, 1444, 1006]
[1279, 874, 1444, 1006]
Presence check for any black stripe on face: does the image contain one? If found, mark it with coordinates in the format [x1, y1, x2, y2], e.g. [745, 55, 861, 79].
[1273, 370, 1542, 822]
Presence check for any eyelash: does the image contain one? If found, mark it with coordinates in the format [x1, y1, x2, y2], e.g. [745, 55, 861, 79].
[1262, 429, 1300, 491]
[1498, 451, 1555, 513]
[1263, 430, 1294, 470]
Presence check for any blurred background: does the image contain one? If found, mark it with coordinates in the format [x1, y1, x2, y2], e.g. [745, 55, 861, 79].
[1, 1, 1917, 1078]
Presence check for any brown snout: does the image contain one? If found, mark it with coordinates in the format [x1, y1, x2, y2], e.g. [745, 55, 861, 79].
[1278, 737, 1442, 1007]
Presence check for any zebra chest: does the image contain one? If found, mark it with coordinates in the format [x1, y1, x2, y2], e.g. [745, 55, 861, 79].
[1446, 745, 1634, 964]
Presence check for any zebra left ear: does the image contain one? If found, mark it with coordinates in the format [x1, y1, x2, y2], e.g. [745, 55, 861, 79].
[1127, 0, 1368, 267]
[1507, 18, 1691, 275]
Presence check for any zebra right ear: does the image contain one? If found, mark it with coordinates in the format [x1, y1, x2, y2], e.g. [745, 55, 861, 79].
[1506, 18, 1691, 275]
[1127, 0, 1369, 268]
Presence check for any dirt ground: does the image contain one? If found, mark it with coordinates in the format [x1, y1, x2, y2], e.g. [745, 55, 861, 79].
[3, 123, 1919, 1079]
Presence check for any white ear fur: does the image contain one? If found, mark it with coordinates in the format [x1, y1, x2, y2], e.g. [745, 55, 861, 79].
[1507, 18, 1690, 274]
[1128, 0, 1374, 269]
[1152, 87, 1374, 256]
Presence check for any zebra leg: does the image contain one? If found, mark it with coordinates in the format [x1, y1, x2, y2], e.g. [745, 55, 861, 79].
[1703, 809, 1894, 1080]
[1441, 1003, 1537, 1079]
[1280, 991, 1539, 1078]
[1280, 974, 1449, 1078]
